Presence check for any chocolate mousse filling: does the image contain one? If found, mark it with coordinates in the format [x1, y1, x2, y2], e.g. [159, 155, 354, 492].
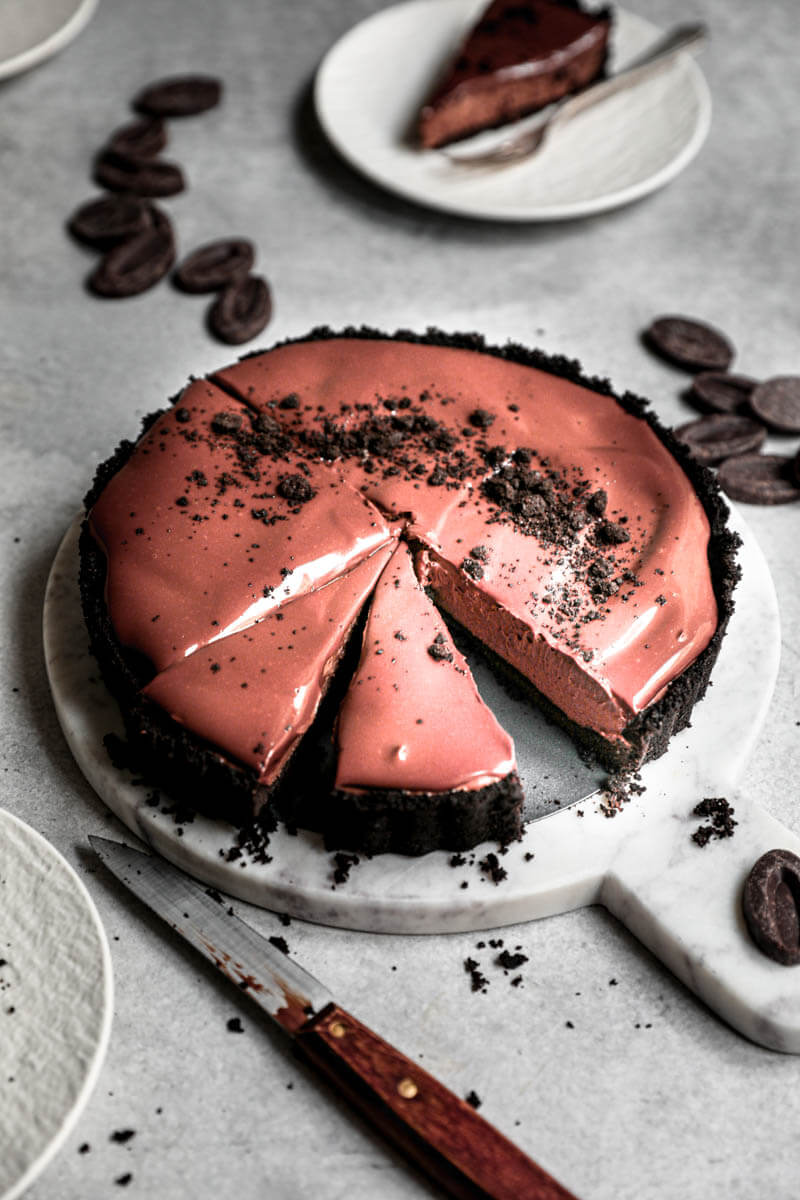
[80, 327, 739, 854]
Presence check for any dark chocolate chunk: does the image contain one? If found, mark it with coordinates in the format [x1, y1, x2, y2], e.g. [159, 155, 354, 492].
[644, 316, 734, 373]
[133, 75, 223, 117]
[93, 149, 185, 197]
[674, 414, 767, 465]
[585, 489, 607, 517]
[276, 474, 314, 504]
[173, 239, 255, 293]
[598, 520, 630, 545]
[89, 212, 175, 298]
[211, 411, 243, 435]
[717, 454, 800, 505]
[106, 117, 167, 160]
[688, 372, 758, 415]
[207, 274, 271, 345]
[749, 377, 800, 434]
[743, 849, 800, 965]
[68, 193, 153, 249]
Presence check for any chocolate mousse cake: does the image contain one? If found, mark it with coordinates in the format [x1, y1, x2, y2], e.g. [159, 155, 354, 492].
[80, 328, 739, 855]
[417, 0, 612, 150]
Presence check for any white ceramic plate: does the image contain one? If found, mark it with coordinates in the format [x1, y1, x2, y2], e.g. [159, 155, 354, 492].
[0, 809, 113, 1200]
[0, 0, 98, 83]
[314, 0, 711, 221]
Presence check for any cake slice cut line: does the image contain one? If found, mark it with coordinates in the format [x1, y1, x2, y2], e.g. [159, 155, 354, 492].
[80, 328, 738, 852]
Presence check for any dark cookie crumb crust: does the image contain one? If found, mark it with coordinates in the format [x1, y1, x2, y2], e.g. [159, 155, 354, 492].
[79, 326, 740, 854]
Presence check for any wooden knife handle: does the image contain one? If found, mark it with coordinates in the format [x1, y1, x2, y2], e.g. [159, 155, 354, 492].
[294, 1003, 578, 1200]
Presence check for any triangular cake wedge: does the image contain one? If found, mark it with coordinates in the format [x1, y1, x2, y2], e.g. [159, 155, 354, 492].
[325, 542, 521, 855]
[417, 0, 612, 149]
[84, 378, 394, 676]
[126, 545, 396, 827]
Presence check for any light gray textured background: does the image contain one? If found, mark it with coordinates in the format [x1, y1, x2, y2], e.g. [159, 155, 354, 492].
[1, 0, 799, 1197]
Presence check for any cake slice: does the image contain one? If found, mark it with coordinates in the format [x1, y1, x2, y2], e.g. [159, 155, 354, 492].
[125, 545, 395, 827]
[417, 0, 612, 149]
[84, 378, 394, 675]
[322, 542, 522, 855]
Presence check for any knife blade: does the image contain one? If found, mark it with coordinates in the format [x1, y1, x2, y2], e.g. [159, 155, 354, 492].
[90, 835, 579, 1200]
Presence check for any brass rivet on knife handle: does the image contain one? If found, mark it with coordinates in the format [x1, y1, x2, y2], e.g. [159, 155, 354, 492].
[296, 1004, 579, 1200]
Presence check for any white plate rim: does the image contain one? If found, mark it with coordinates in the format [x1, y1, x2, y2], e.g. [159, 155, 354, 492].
[313, 0, 712, 222]
[0, 808, 113, 1200]
[0, 0, 99, 84]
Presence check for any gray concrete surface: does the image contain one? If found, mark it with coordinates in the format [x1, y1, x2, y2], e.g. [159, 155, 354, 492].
[1, 0, 799, 1196]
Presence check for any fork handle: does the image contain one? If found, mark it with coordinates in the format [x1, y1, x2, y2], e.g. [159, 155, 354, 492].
[295, 1003, 579, 1200]
[558, 22, 708, 123]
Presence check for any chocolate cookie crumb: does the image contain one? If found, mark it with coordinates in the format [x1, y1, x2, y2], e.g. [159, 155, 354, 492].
[496, 949, 528, 971]
[478, 853, 507, 884]
[465, 1090, 482, 1109]
[464, 957, 489, 993]
[268, 935, 290, 955]
[110, 1129, 136, 1144]
[276, 474, 314, 504]
[227, 1017, 244, 1033]
[691, 797, 736, 845]
[332, 851, 360, 886]
[427, 635, 454, 663]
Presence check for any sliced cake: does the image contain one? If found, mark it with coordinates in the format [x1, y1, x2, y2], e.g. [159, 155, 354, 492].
[124, 545, 395, 827]
[80, 328, 739, 855]
[322, 541, 520, 854]
[417, 0, 612, 149]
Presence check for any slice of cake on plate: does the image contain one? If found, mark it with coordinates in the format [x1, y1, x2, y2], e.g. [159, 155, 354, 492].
[417, 0, 612, 149]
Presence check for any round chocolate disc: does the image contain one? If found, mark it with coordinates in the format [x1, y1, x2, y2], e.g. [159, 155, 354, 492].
[174, 239, 255, 293]
[94, 149, 185, 198]
[743, 849, 800, 965]
[134, 75, 222, 118]
[68, 193, 153, 249]
[89, 212, 175, 298]
[749, 376, 800, 433]
[644, 316, 735, 373]
[207, 274, 271, 344]
[674, 414, 766, 465]
[106, 117, 167, 160]
[718, 453, 800, 505]
[688, 372, 758, 415]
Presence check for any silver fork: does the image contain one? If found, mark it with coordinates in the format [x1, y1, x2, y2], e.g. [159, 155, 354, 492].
[441, 21, 708, 168]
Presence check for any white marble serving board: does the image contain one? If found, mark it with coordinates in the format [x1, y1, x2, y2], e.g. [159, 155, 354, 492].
[45, 508, 800, 1052]
[0, 809, 112, 1200]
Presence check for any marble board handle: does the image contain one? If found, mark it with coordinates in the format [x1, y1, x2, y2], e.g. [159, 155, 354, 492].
[295, 1003, 578, 1199]
[601, 795, 800, 1053]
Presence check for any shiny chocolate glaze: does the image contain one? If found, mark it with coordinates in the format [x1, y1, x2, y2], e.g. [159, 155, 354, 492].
[143, 546, 394, 786]
[417, 0, 611, 149]
[334, 542, 516, 794]
[88, 332, 720, 801]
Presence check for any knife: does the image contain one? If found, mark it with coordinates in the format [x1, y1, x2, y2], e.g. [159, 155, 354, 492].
[90, 835, 578, 1200]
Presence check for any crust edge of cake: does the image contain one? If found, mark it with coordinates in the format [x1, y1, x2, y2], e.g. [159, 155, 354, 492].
[78, 325, 740, 853]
